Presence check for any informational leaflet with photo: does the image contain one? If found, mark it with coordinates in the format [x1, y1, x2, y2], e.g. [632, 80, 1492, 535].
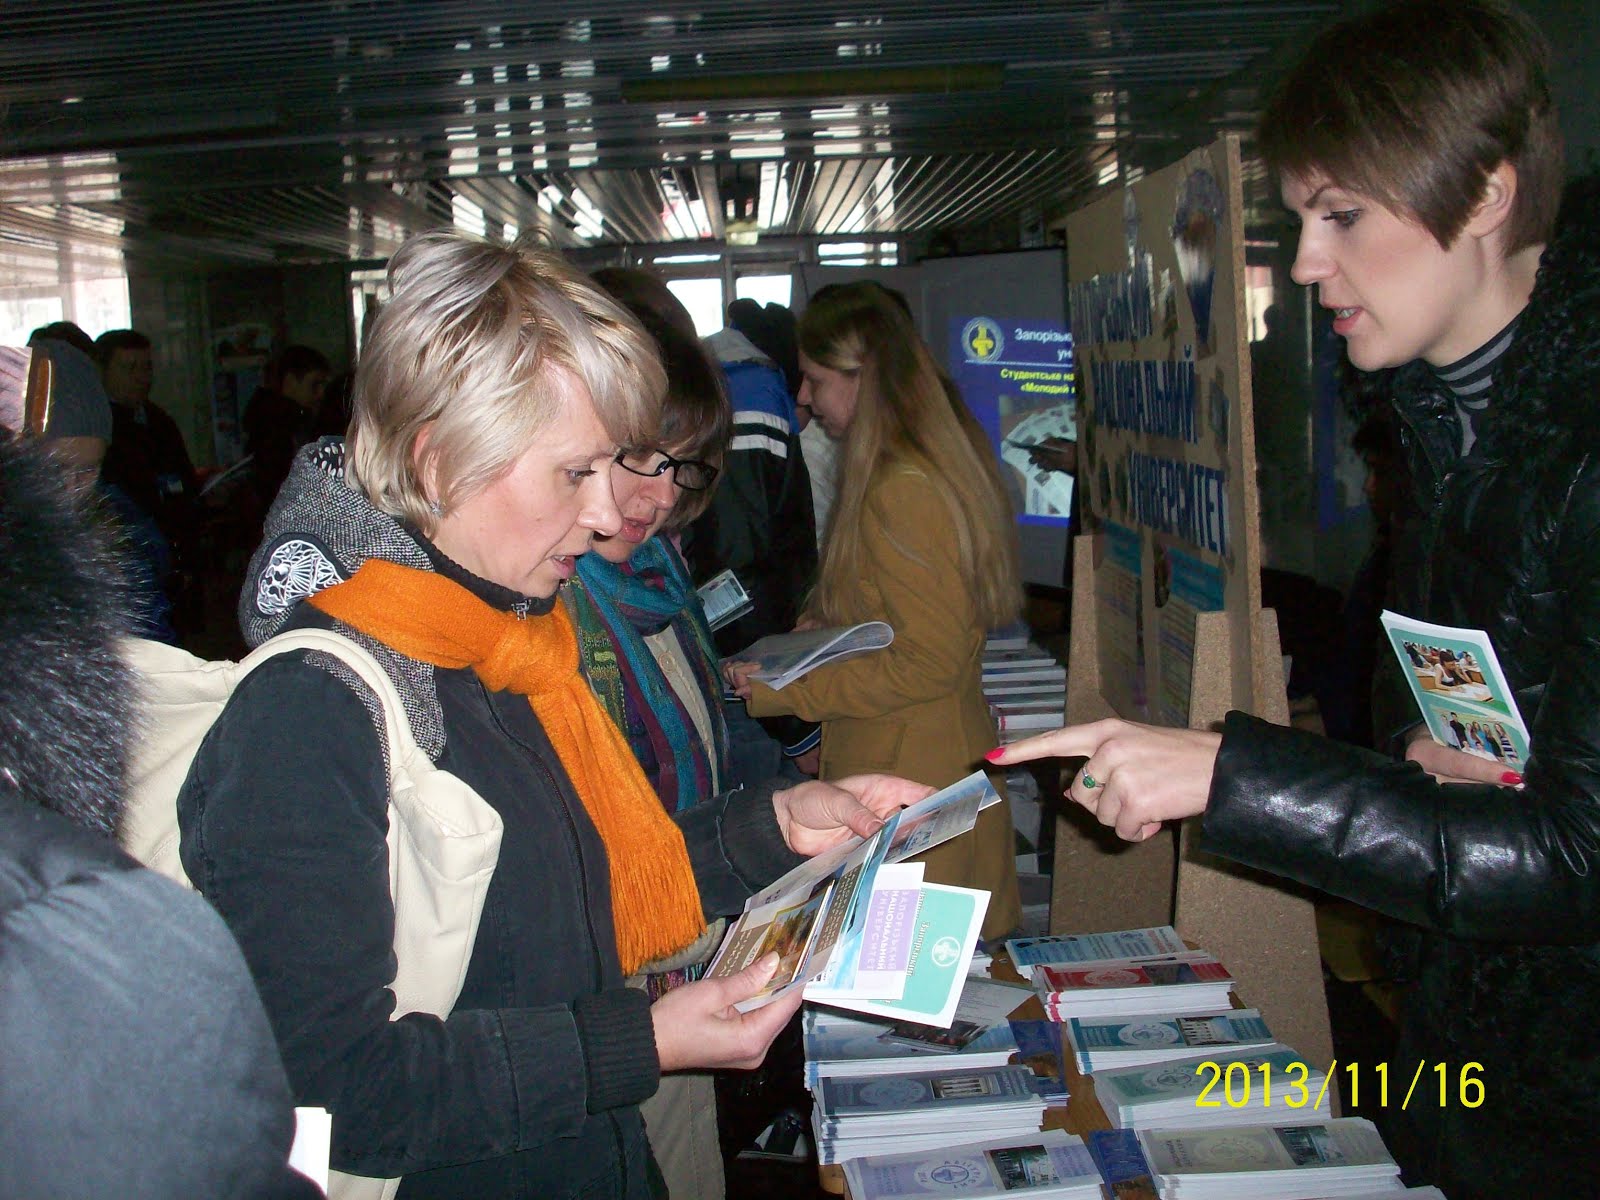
[734, 621, 894, 690]
[696, 568, 753, 631]
[819, 882, 990, 1029]
[705, 771, 998, 1023]
[1379, 610, 1531, 765]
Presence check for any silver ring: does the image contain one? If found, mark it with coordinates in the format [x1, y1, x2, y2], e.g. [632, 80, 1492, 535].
[1080, 771, 1099, 789]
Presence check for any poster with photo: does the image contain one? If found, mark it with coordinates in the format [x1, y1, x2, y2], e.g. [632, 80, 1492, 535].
[950, 316, 1076, 527]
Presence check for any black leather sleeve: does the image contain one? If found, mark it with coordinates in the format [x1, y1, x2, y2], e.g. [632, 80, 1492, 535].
[1205, 702, 1600, 943]
[1204, 457, 1600, 945]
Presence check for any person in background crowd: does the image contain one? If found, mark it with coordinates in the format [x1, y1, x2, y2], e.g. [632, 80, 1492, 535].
[0, 431, 315, 1200]
[25, 321, 173, 637]
[182, 231, 929, 1199]
[242, 344, 331, 515]
[991, 3, 1596, 1194]
[727, 297, 843, 548]
[26, 321, 111, 489]
[95, 329, 198, 541]
[663, 287, 824, 770]
[314, 370, 356, 439]
[728, 279, 1025, 940]
[96, 328, 201, 638]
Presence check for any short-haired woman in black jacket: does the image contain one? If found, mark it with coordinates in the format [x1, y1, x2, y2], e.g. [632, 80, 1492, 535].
[991, 3, 1600, 1197]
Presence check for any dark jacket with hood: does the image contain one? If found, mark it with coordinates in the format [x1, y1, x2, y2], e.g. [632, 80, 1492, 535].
[688, 329, 821, 755]
[1201, 180, 1600, 1197]
[0, 433, 313, 1200]
[178, 441, 804, 1199]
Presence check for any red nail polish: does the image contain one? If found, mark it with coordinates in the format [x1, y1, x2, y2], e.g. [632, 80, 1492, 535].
[1501, 770, 1524, 786]
[983, 747, 1004, 762]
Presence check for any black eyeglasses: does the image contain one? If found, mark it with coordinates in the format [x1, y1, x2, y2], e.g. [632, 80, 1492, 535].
[614, 448, 719, 492]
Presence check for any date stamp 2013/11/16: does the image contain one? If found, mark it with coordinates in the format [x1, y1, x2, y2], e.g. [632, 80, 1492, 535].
[1194, 1060, 1485, 1111]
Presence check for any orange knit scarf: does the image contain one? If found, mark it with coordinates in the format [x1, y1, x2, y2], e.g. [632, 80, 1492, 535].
[309, 558, 705, 975]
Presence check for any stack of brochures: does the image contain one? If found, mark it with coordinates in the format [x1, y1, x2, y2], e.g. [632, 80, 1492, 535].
[733, 621, 893, 690]
[802, 976, 1034, 1083]
[1033, 955, 1235, 1020]
[1093, 1045, 1330, 1130]
[982, 646, 1067, 686]
[1137, 1118, 1402, 1198]
[983, 627, 1032, 651]
[981, 640, 1067, 744]
[804, 1011, 1021, 1084]
[841, 1129, 1105, 1199]
[704, 771, 996, 1026]
[1008, 925, 1235, 1019]
[812, 1064, 1049, 1165]
[1006, 924, 1192, 971]
[1065, 1008, 1275, 1073]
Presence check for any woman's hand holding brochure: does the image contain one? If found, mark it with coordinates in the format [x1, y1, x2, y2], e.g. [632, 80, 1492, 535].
[1403, 724, 1524, 787]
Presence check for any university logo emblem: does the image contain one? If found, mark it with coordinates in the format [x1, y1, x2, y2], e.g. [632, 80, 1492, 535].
[961, 317, 1004, 363]
[930, 936, 963, 968]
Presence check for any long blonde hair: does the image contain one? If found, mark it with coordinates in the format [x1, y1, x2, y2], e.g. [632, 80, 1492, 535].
[800, 282, 1021, 628]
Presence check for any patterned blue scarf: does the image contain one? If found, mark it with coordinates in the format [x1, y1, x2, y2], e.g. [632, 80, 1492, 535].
[569, 538, 729, 813]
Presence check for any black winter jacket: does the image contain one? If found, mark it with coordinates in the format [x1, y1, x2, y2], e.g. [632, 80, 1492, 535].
[181, 445, 804, 1199]
[1202, 180, 1600, 1197]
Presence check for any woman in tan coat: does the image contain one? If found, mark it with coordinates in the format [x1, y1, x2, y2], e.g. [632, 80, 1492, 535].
[728, 281, 1023, 938]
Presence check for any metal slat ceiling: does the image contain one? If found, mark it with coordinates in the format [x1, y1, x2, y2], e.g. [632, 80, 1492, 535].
[0, 1, 1341, 283]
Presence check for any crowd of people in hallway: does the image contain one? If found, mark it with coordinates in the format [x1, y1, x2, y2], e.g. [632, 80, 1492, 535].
[4, 237, 1021, 1197]
[2, 3, 1594, 1199]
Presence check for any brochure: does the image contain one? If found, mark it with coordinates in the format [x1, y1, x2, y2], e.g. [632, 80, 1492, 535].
[843, 1129, 1104, 1200]
[696, 567, 753, 631]
[817, 882, 990, 1029]
[1006, 925, 1190, 970]
[1379, 610, 1530, 765]
[802, 1009, 1020, 1084]
[734, 621, 894, 690]
[705, 771, 999, 1022]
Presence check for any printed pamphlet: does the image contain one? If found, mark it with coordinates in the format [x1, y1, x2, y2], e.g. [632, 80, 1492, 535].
[843, 1129, 1103, 1199]
[734, 621, 894, 690]
[697, 568, 753, 631]
[1380, 610, 1530, 764]
[1006, 926, 1190, 970]
[706, 771, 997, 1023]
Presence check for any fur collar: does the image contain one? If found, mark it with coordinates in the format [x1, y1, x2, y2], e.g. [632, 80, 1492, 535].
[0, 434, 135, 837]
[1394, 177, 1600, 463]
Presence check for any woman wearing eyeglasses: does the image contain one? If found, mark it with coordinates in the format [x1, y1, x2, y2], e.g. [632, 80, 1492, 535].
[564, 269, 796, 1200]
[565, 314, 735, 822]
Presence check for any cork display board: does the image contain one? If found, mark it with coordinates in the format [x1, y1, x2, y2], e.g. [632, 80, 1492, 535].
[1051, 135, 1334, 1080]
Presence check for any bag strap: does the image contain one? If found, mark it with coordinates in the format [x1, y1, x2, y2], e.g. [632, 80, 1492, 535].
[238, 628, 422, 783]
